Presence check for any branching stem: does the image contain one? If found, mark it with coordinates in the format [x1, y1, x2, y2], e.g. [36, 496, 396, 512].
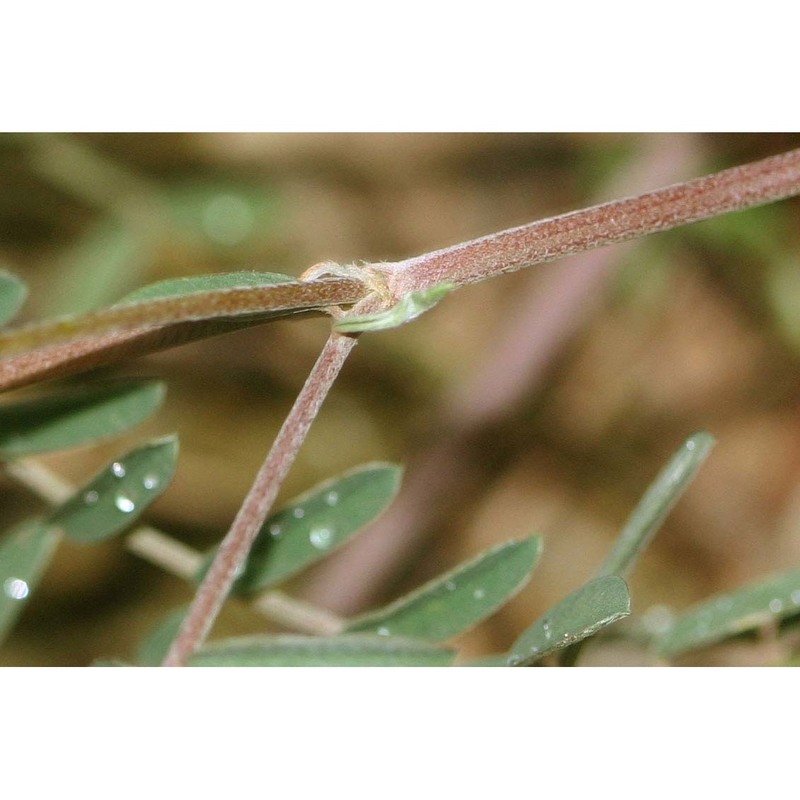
[7, 143, 800, 666]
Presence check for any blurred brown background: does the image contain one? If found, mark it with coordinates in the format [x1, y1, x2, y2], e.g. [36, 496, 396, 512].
[2, 132, 800, 666]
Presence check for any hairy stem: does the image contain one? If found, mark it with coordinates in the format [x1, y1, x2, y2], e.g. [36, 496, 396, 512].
[303, 133, 701, 614]
[161, 330, 359, 666]
[381, 147, 800, 296]
[0, 278, 367, 394]
[0, 278, 365, 360]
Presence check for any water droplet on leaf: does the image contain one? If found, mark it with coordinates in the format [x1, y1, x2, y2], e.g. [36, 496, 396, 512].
[769, 598, 784, 614]
[377, 627, 391, 637]
[83, 490, 99, 505]
[3, 577, 29, 600]
[293, 507, 305, 519]
[143, 474, 159, 490]
[473, 588, 485, 600]
[309, 527, 333, 550]
[325, 491, 339, 507]
[269, 524, 282, 539]
[115, 494, 135, 513]
[111, 462, 126, 478]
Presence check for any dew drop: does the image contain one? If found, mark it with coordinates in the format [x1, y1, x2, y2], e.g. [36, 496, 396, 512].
[143, 474, 159, 491]
[686, 440, 696, 451]
[791, 589, 800, 606]
[269, 523, 282, 539]
[83, 490, 99, 505]
[3, 577, 29, 600]
[769, 598, 784, 614]
[293, 507, 305, 519]
[445, 580, 456, 592]
[114, 494, 136, 513]
[472, 588, 485, 600]
[377, 627, 391, 637]
[309, 527, 333, 550]
[325, 491, 339, 507]
[111, 462, 126, 478]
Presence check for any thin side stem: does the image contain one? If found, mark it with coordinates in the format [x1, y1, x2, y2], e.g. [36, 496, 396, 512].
[125, 529, 344, 635]
[125, 528, 205, 581]
[161, 330, 359, 666]
[252, 591, 344, 636]
[381, 147, 800, 296]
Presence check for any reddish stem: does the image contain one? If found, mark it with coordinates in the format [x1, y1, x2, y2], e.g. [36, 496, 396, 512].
[381, 147, 800, 296]
[161, 331, 358, 666]
[0, 278, 366, 393]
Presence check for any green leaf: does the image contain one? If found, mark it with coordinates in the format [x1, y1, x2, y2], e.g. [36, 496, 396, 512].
[189, 634, 456, 666]
[334, 283, 455, 333]
[767, 257, 800, 352]
[345, 536, 542, 641]
[508, 576, 631, 666]
[0, 380, 166, 459]
[0, 270, 27, 326]
[136, 605, 188, 666]
[117, 270, 294, 305]
[44, 219, 152, 315]
[0, 518, 60, 643]
[656, 568, 800, 659]
[162, 181, 282, 250]
[47, 436, 179, 543]
[460, 654, 510, 667]
[597, 432, 715, 578]
[197, 463, 403, 593]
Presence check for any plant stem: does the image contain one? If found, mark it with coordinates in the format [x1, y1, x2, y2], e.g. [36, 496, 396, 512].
[125, 528, 205, 580]
[161, 330, 359, 666]
[0, 278, 366, 360]
[252, 591, 343, 636]
[302, 133, 701, 614]
[381, 147, 800, 296]
[125, 529, 344, 635]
